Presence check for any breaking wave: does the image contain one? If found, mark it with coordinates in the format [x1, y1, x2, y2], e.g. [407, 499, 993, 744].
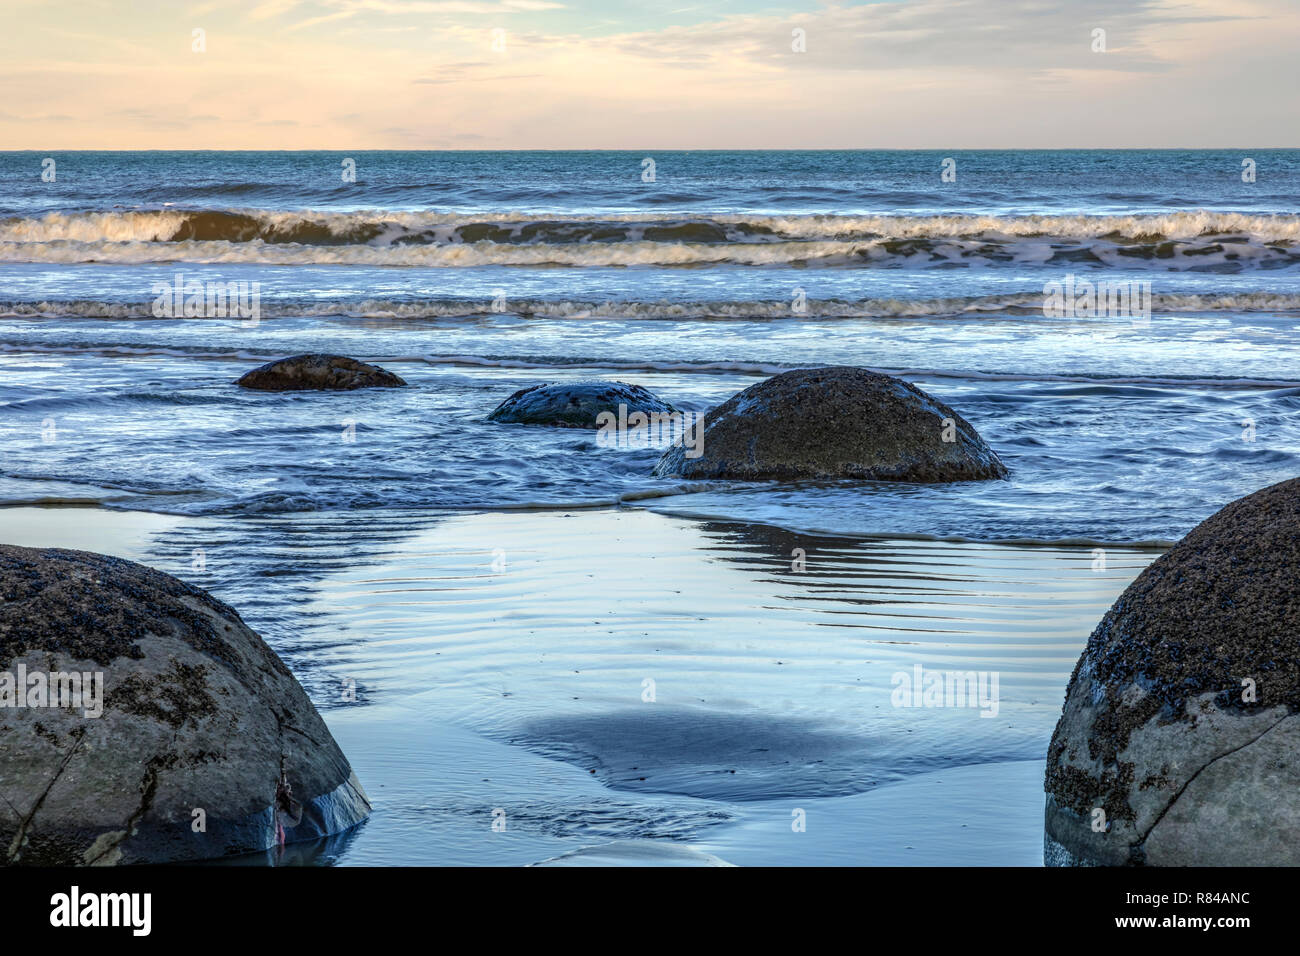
[1, 209, 1299, 269]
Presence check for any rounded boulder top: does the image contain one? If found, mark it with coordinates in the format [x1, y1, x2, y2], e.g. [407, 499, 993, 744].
[652, 365, 1007, 482]
[1045, 477, 1300, 865]
[235, 353, 407, 391]
[0, 545, 370, 865]
[487, 380, 680, 429]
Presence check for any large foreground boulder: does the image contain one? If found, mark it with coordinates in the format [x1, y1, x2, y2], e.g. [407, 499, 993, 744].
[0, 546, 370, 865]
[488, 380, 679, 428]
[652, 366, 1006, 481]
[1045, 478, 1300, 866]
[236, 354, 406, 390]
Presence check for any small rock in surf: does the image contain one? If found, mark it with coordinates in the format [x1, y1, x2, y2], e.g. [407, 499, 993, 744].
[235, 353, 406, 391]
[652, 365, 1007, 482]
[487, 380, 679, 429]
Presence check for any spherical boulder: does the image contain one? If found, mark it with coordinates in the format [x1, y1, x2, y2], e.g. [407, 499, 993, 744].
[235, 354, 406, 391]
[1045, 477, 1300, 866]
[0, 546, 370, 865]
[651, 366, 1006, 481]
[488, 380, 679, 429]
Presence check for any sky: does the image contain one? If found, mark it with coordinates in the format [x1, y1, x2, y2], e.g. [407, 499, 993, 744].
[2, 0, 1297, 149]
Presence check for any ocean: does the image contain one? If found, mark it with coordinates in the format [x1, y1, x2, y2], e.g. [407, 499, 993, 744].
[2, 149, 1298, 864]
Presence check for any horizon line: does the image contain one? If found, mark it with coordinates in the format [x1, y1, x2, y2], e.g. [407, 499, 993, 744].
[3, 146, 1299, 153]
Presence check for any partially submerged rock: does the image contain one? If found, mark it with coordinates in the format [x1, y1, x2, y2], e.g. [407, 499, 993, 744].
[235, 354, 406, 391]
[1045, 478, 1300, 866]
[652, 366, 1006, 481]
[487, 380, 679, 429]
[0, 546, 370, 865]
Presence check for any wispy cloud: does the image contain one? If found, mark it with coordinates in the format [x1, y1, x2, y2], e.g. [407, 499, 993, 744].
[1, 0, 1296, 148]
[283, 0, 565, 26]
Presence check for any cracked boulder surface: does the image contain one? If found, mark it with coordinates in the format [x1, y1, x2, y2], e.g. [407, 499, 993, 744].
[487, 380, 680, 428]
[235, 353, 406, 390]
[1045, 477, 1300, 866]
[0, 545, 370, 865]
[652, 366, 1007, 482]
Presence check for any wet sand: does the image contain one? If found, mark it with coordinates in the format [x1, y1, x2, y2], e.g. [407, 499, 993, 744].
[0, 505, 1161, 865]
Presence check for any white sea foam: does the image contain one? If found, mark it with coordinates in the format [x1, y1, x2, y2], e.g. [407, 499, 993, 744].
[6, 291, 1300, 320]
[4, 208, 1300, 242]
[0, 209, 1296, 268]
[3, 340, 1296, 388]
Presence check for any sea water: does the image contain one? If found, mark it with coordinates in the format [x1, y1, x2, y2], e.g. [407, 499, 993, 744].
[1, 150, 1297, 863]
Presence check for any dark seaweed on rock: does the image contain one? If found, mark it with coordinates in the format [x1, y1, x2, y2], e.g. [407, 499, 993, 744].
[1044, 478, 1300, 865]
[0, 546, 251, 673]
[1070, 477, 1300, 720]
[0, 546, 369, 865]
